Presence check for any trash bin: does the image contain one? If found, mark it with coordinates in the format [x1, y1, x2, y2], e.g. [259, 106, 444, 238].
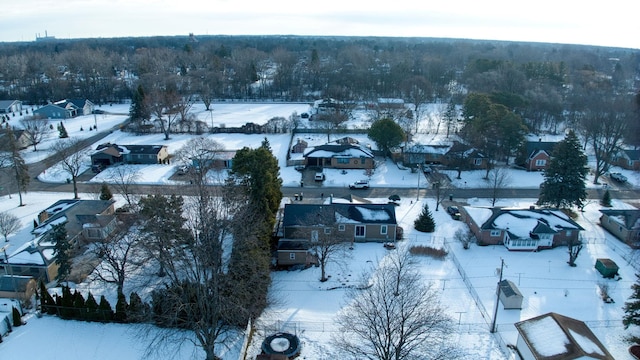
[294, 194, 299, 200]
[300, 192, 304, 200]
[449, 194, 453, 201]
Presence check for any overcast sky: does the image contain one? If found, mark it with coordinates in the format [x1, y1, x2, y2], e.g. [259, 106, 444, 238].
[3, 0, 638, 49]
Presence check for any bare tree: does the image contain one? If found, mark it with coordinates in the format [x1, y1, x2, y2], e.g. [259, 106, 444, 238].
[20, 117, 51, 151]
[292, 206, 351, 282]
[2, 127, 30, 206]
[334, 250, 460, 360]
[147, 81, 182, 140]
[50, 138, 90, 199]
[174, 137, 224, 188]
[106, 165, 141, 211]
[487, 166, 511, 206]
[0, 212, 21, 242]
[90, 215, 147, 298]
[567, 237, 583, 267]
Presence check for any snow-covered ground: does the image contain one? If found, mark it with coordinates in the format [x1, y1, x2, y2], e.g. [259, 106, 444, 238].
[1, 103, 639, 359]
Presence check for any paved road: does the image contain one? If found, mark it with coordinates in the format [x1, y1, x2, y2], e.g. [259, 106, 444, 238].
[1, 132, 638, 205]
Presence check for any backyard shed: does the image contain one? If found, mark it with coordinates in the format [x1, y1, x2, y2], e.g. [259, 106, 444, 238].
[595, 258, 619, 278]
[498, 279, 523, 309]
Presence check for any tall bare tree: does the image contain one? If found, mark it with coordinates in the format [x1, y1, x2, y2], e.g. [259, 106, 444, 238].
[50, 138, 90, 199]
[175, 137, 224, 188]
[487, 167, 511, 206]
[20, 117, 51, 151]
[2, 127, 30, 206]
[90, 215, 147, 298]
[334, 250, 460, 360]
[0, 212, 21, 242]
[106, 165, 141, 211]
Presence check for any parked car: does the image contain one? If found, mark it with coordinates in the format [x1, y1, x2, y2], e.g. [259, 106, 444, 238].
[301, 112, 309, 119]
[314, 172, 325, 181]
[349, 179, 370, 189]
[610, 172, 627, 183]
[446, 205, 461, 220]
[91, 164, 104, 173]
[294, 165, 305, 171]
[176, 165, 190, 175]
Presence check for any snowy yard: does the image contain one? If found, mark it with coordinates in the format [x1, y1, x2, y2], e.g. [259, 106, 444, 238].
[1, 102, 639, 359]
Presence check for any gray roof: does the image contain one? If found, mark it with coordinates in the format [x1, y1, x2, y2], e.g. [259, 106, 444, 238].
[283, 203, 397, 227]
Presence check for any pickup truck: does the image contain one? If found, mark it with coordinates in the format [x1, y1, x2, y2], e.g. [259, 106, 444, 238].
[610, 172, 627, 183]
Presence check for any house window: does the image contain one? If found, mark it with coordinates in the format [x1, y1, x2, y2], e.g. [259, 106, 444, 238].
[566, 230, 572, 236]
[535, 159, 546, 166]
[338, 224, 345, 231]
[380, 225, 388, 235]
[337, 157, 350, 164]
[289, 253, 296, 260]
[474, 158, 482, 166]
[324, 227, 331, 234]
[355, 225, 365, 237]
[490, 230, 501, 237]
[311, 230, 319, 242]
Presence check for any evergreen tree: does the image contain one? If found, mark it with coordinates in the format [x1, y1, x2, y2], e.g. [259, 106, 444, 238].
[52, 223, 72, 282]
[39, 280, 56, 315]
[99, 182, 113, 200]
[12, 307, 22, 327]
[57, 121, 68, 138]
[414, 203, 436, 232]
[98, 295, 114, 322]
[127, 292, 148, 322]
[72, 290, 85, 320]
[114, 292, 128, 323]
[85, 292, 99, 322]
[60, 285, 74, 319]
[368, 118, 406, 157]
[601, 189, 612, 207]
[623, 274, 640, 329]
[129, 84, 150, 124]
[537, 130, 588, 209]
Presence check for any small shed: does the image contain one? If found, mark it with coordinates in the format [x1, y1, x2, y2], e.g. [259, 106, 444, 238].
[498, 279, 523, 309]
[595, 258, 619, 278]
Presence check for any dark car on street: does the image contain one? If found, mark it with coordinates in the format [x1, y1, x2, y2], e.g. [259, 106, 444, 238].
[446, 205, 461, 220]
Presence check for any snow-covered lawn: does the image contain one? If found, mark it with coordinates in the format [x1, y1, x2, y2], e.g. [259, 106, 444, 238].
[1, 103, 639, 359]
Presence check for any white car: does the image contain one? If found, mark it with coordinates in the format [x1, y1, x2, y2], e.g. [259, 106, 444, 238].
[349, 180, 370, 189]
[610, 172, 627, 183]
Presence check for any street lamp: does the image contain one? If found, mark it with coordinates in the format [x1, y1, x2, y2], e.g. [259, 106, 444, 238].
[416, 165, 420, 201]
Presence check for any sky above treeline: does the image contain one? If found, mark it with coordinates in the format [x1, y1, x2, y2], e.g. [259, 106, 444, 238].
[3, 0, 638, 49]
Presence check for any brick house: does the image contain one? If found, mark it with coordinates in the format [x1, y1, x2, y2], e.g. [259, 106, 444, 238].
[523, 140, 557, 171]
[461, 206, 583, 250]
[303, 143, 374, 169]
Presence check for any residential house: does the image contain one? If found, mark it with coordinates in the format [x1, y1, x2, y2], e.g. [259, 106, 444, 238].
[522, 140, 557, 171]
[303, 142, 374, 169]
[0, 100, 22, 114]
[514, 312, 614, 360]
[66, 99, 95, 116]
[461, 206, 583, 250]
[599, 209, 640, 247]
[34, 199, 117, 247]
[91, 143, 170, 166]
[313, 98, 343, 115]
[444, 141, 488, 169]
[277, 203, 398, 266]
[291, 138, 308, 154]
[0, 129, 32, 150]
[400, 143, 451, 166]
[190, 150, 236, 170]
[1, 199, 117, 284]
[0, 275, 37, 302]
[33, 99, 94, 119]
[613, 149, 640, 171]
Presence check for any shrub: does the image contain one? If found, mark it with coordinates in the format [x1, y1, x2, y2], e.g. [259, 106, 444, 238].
[409, 245, 448, 259]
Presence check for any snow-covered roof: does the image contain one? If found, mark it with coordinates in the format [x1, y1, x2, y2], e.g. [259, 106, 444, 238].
[468, 207, 583, 238]
[515, 312, 613, 359]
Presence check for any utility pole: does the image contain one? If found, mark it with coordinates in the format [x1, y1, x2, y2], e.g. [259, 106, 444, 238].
[416, 165, 420, 201]
[490, 258, 505, 333]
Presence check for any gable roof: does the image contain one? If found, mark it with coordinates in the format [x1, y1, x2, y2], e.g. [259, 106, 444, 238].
[304, 143, 373, 158]
[33, 199, 115, 236]
[94, 143, 166, 156]
[466, 207, 583, 238]
[599, 209, 640, 230]
[525, 141, 557, 159]
[0, 100, 21, 109]
[515, 312, 614, 359]
[622, 149, 640, 161]
[282, 203, 397, 227]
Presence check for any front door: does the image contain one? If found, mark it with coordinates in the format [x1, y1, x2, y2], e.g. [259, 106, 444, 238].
[355, 225, 365, 238]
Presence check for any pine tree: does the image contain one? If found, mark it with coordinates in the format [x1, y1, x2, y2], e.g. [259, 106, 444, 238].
[60, 285, 74, 319]
[98, 295, 114, 322]
[601, 189, 612, 207]
[414, 203, 436, 232]
[12, 307, 22, 327]
[57, 122, 68, 138]
[52, 223, 72, 282]
[538, 130, 588, 209]
[85, 292, 99, 322]
[99, 183, 113, 200]
[39, 280, 56, 315]
[623, 274, 640, 329]
[127, 292, 148, 322]
[72, 290, 85, 320]
[114, 292, 128, 323]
